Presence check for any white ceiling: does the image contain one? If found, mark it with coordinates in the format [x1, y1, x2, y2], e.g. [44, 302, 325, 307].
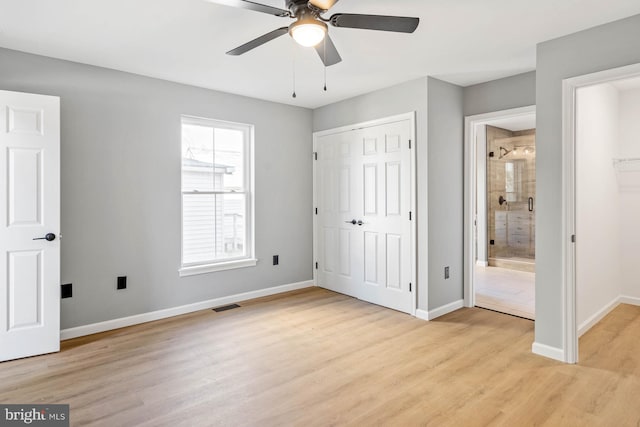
[1, 0, 640, 109]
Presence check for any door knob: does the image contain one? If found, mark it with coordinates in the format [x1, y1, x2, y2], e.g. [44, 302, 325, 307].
[33, 233, 56, 242]
[357, 220, 365, 226]
[344, 219, 357, 225]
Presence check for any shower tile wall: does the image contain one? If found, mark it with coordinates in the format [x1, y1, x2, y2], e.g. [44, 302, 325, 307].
[486, 126, 536, 267]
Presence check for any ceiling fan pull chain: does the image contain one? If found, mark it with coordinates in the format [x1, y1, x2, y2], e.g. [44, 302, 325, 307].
[323, 37, 327, 92]
[292, 42, 297, 98]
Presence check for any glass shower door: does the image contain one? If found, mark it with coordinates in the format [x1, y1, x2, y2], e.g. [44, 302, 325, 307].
[486, 127, 536, 268]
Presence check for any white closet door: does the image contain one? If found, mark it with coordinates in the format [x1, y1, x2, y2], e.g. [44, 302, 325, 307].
[316, 118, 413, 314]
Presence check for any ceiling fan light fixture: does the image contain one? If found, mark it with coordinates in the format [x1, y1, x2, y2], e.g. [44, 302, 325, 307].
[289, 19, 327, 47]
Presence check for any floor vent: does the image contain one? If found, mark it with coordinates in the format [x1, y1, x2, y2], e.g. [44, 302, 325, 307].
[213, 304, 241, 312]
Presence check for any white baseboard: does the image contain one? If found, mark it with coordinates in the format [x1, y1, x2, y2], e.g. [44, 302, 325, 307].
[415, 309, 429, 321]
[532, 342, 565, 362]
[578, 296, 620, 337]
[577, 295, 640, 338]
[619, 295, 640, 306]
[476, 260, 489, 267]
[61, 280, 314, 340]
[428, 299, 464, 320]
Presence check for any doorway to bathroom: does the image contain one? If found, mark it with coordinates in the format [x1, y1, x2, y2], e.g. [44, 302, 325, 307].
[464, 106, 536, 320]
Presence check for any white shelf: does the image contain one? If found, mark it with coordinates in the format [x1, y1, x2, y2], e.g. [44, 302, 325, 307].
[613, 158, 640, 172]
[613, 158, 640, 190]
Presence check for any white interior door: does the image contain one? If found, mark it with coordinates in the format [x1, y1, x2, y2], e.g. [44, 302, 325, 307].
[315, 117, 414, 314]
[0, 90, 60, 362]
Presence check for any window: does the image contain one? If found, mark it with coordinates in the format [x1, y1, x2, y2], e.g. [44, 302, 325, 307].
[180, 116, 255, 276]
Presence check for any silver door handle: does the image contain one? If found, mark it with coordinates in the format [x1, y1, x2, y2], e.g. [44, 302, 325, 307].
[357, 220, 365, 226]
[344, 219, 357, 225]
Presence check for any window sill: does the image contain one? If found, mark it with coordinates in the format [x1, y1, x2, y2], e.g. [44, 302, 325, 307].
[179, 258, 258, 277]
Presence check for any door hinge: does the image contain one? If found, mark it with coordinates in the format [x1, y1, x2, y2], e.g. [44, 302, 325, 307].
[409, 211, 412, 221]
[571, 235, 576, 243]
[314, 152, 318, 160]
[409, 283, 412, 292]
[315, 262, 318, 270]
[315, 207, 318, 215]
[409, 139, 412, 149]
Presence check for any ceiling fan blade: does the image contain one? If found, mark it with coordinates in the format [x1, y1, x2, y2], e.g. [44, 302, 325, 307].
[314, 34, 342, 66]
[226, 27, 289, 56]
[206, 0, 290, 17]
[329, 13, 419, 33]
[308, 0, 339, 12]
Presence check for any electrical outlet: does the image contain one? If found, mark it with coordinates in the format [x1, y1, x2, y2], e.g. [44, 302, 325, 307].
[61, 283, 72, 298]
[117, 276, 127, 290]
[273, 255, 279, 266]
[444, 266, 450, 279]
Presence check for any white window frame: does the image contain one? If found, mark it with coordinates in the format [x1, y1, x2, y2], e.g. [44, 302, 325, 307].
[179, 115, 256, 277]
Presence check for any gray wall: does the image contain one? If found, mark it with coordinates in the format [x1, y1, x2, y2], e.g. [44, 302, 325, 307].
[535, 14, 640, 349]
[0, 48, 313, 330]
[463, 71, 536, 116]
[312, 77, 428, 135]
[313, 78, 430, 310]
[426, 77, 464, 309]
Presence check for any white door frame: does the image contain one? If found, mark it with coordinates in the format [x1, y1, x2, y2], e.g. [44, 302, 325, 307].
[561, 62, 640, 364]
[312, 112, 418, 315]
[463, 106, 536, 308]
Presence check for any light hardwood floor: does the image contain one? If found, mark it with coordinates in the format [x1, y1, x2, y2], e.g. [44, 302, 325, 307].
[1, 288, 639, 426]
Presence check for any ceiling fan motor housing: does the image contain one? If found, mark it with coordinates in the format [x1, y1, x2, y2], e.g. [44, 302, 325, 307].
[286, 0, 318, 17]
[288, 0, 326, 24]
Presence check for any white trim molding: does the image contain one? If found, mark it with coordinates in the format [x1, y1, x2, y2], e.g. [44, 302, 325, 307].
[578, 296, 620, 337]
[415, 309, 429, 321]
[561, 76, 578, 364]
[532, 342, 565, 362]
[313, 112, 416, 138]
[463, 106, 536, 309]
[578, 295, 640, 337]
[61, 280, 314, 340]
[428, 299, 464, 320]
[561, 62, 640, 364]
[179, 258, 258, 277]
[620, 295, 640, 306]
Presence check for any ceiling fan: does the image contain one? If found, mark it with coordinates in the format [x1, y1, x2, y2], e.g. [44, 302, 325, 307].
[207, 0, 420, 66]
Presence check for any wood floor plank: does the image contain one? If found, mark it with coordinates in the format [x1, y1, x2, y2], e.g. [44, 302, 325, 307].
[1, 288, 639, 426]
